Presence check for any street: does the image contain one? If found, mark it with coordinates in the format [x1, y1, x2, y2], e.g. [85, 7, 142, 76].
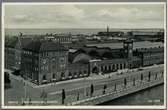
[4, 64, 164, 105]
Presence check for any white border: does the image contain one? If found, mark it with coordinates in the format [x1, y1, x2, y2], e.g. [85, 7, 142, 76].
[1, 2, 166, 109]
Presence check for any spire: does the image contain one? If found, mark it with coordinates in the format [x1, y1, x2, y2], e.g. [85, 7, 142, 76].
[107, 26, 109, 37]
[16, 32, 22, 49]
[107, 26, 109, 33]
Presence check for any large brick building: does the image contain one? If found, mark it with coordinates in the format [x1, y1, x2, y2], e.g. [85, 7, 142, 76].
[21, 40, 69, 84]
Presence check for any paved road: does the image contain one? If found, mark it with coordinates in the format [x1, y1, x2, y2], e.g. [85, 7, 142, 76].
[4, 64, 164, 105]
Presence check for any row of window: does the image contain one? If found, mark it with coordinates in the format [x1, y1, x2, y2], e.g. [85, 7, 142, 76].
[100, 63, 127, 71]
[23, 51, 33, 55]
[53, 38, 71, 41]
[40, 52, 66, 57]
[42, 70, 88, 81]
[144, 54, 163, 58]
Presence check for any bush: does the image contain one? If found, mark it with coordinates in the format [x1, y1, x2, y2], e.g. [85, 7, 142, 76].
[5, 72, 10, 84]
[12, 69, 20, 76]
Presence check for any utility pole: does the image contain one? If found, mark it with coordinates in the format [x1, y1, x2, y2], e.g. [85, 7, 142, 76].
[90, 84, 94, 97]
[62, 89, 65, 104]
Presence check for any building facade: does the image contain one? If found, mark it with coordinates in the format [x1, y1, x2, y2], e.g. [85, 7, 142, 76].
[21, 40, 69, 84]
[5, 36, 164, 85]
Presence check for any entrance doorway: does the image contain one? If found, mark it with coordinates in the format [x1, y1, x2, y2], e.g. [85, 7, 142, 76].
[92, 66, 99, 74]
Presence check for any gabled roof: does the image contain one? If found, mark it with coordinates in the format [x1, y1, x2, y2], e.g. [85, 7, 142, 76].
[5, 37, 33, 49]
[23, 40, 68, 52]
[20, 38, 33, 48]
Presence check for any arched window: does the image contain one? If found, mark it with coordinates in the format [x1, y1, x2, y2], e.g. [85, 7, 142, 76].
[61, 72, 65, 78]
[124, 63, 126, 68]
[101, 66, 103, 71]
[52, 74, 55, 78]
[109, 65, 111, 71]
[120, 64, 122, 69]
[79, 71, 82, 76]
[74, 72, 77, 77]
[84, 70, 87, 75]
[116, 64, 119, 70]
[105, 66, 107, 71]
[43, 75, 46, 80]
[112, 64, 115, 70]
[69, 72, 72, 76]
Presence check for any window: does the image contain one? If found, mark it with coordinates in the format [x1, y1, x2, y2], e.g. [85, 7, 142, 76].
[79, 71, 82, 76]
[101, 66, 103, 71]
[112, 64, 115, 70]
[61, 72, 65, 78]
[105, 66, 107, 71]
[109, 65, 111, 71]
[74, 72, 77, 77]
[69, 72, 72, 76]
[84, 70, 87, 74]
[120, 64, 122, 69]
[124, 63, 126, 68]
[116, 64, 119, 69]
[52, 74, 55, 78]
[43, 75, 46, 80]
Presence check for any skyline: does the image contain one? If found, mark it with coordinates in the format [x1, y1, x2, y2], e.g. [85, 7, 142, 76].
[4, 3, 165, 29]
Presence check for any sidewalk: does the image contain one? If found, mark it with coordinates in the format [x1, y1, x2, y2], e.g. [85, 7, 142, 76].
[5, 64, 164, 89]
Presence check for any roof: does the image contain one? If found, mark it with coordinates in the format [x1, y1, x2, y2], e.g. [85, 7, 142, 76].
[136, 47, 164, 53]
[132, 31, 158, 36]
[20, 38, 33, 48]
[86, 41, 164, 50]
[23, 40, 68, 52]
[5, 37, 18, 48]
[5, 36, 33, 49]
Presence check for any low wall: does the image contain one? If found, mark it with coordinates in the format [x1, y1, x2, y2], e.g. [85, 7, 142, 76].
[72, 75, 164, 105]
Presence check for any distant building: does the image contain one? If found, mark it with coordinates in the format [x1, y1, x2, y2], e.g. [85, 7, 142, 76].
[133, 47, 164, 66]
[44, 33, 72, 44]
[97, 26, 124, 38]
[129, 30, 164, 41]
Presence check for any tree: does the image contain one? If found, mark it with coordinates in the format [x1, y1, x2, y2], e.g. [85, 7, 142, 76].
[90, 84, 94, 97]
[12, 69, 20, 76]
[5, 72, 11, 89]
[62, 89, 66, 104]
[5, 72, 10, 84]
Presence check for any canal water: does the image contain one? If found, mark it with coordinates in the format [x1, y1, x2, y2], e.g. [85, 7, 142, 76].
[101, 84, 164, 105]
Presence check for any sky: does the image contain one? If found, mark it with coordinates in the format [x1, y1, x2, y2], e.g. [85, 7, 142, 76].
[4, 3, 165, 29]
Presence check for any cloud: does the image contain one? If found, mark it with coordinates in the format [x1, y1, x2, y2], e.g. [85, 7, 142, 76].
[4, 4, 164, 29]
